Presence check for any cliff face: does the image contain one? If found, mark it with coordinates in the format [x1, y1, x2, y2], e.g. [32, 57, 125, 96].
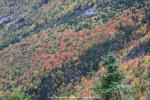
[0, 0, 150, 99]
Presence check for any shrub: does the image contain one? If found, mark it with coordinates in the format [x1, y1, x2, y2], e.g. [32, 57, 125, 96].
[10, 93, 23, 100]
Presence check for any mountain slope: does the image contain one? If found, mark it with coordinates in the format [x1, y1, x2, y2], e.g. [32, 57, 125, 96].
[0, 0, 150, 99]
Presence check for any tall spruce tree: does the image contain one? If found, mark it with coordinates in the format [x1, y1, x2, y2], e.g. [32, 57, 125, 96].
[91, 53, 124, 100]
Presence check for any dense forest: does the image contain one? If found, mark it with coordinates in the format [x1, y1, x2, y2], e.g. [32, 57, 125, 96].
[0, 0, 150, 100]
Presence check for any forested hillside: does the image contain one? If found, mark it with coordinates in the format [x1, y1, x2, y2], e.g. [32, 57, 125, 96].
[0, 0, 150, 100]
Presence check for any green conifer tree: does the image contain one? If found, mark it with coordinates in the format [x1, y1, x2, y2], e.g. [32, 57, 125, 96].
[91, 53, 124, 100]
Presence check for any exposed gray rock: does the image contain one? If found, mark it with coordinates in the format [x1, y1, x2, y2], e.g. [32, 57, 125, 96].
[0, 16, 10, 25]
[83, 7, 98, 17]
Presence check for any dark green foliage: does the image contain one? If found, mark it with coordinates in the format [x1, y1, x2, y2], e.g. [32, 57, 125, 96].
[117, 22, 136, 42]
[91, 53, 124, 100]
[10, 93, 23, 100]
[6, 88, 30, 100]
[101, 12, 115, 23]
[75, 21, 90, 31]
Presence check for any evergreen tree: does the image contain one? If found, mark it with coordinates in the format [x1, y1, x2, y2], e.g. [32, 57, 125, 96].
[91, 53, 124, 100]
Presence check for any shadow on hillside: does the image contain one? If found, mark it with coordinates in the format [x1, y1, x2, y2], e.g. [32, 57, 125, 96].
[29, 31, 145, 100]
[124, 39, 150, 61]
